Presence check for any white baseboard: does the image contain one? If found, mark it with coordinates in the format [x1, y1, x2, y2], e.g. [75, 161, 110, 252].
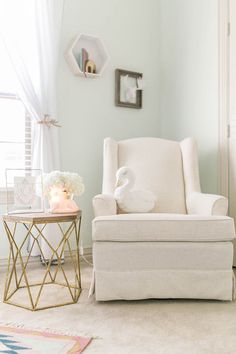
[79, 246, 92, 256]
[0, 247, 92, 269]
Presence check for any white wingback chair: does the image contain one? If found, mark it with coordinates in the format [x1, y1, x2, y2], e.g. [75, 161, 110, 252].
[92, 137, 235, 301]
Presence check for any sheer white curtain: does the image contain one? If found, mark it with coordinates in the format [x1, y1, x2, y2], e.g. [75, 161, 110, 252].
[0, 0, 63, 171]
[0, 0, 64, 259]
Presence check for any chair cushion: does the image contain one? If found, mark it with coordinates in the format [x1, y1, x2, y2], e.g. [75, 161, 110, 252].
[118, 138, 187, 214]
[92, 213, 235, 242]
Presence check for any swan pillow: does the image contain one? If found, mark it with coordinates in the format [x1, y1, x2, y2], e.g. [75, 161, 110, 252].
[114, 166, 156, 213]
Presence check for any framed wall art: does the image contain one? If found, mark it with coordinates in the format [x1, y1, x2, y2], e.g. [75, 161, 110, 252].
[5, 168, 44, 214]
[115, 68, 143, 109]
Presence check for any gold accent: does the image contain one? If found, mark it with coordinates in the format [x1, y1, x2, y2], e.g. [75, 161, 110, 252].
[37, 114, 61, 128]
[85, 60, 96, 74]
[2, 212, 82, 311]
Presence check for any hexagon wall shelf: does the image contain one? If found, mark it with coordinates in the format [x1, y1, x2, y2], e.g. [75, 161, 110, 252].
[65, 33, 109, 78]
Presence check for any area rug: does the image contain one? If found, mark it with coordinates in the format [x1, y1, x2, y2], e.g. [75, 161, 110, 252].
[0, 326, 91, 353]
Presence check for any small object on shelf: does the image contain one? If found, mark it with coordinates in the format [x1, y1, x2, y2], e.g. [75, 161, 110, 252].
[81, 47, 89, 72]
[85, 59, 96, 74]
[65, 33, 109, 78]
[78, 51, 82, 70]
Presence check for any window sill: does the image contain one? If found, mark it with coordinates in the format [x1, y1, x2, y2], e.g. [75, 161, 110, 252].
[0, 188, 13, 205]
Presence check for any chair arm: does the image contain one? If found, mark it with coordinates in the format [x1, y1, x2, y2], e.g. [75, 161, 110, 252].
[186, 192, 228, 216]
[93, 194, 117, 217]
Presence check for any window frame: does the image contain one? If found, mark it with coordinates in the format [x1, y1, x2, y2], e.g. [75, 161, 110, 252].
[0, 92, 32, 204]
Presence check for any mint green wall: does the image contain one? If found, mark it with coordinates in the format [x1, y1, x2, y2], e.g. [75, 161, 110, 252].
[57, 0, 160, 248]
[0, 0, 220, 258]
[159, 0, 219, 194]
[58, 0, 219, 250]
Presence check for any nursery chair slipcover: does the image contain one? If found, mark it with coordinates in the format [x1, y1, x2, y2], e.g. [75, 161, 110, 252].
[92, 137, 235, 301]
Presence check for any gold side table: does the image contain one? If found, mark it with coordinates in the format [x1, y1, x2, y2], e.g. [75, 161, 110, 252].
[2, 211, 82, 311]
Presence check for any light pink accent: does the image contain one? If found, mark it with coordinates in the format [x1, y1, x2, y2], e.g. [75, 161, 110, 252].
[0, 326, 92, 353]
[50, 199, 79, 213]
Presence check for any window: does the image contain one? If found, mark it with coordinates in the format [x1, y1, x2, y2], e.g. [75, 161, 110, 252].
[0, 38, 31, 190]
[0, 94, 31, 187]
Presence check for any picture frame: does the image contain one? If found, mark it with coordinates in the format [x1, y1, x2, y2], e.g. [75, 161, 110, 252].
[5, 168, 44, 214]
[115, 68, 143, 109]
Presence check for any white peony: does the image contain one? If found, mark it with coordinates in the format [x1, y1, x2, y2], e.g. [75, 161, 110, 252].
[43, 171, 85, 197]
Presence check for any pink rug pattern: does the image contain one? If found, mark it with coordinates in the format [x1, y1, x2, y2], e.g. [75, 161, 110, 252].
[0, 326, 92, 353]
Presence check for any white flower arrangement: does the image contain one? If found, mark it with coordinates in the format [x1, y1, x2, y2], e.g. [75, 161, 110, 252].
[43, 171, 85, 198]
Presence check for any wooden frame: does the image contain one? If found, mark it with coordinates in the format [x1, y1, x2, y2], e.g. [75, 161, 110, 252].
[115, 69, 143, 109]
[218, 0, 229, 197]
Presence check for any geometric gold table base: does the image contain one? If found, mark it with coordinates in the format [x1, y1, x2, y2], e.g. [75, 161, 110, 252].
[3, 212, 82, 311]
